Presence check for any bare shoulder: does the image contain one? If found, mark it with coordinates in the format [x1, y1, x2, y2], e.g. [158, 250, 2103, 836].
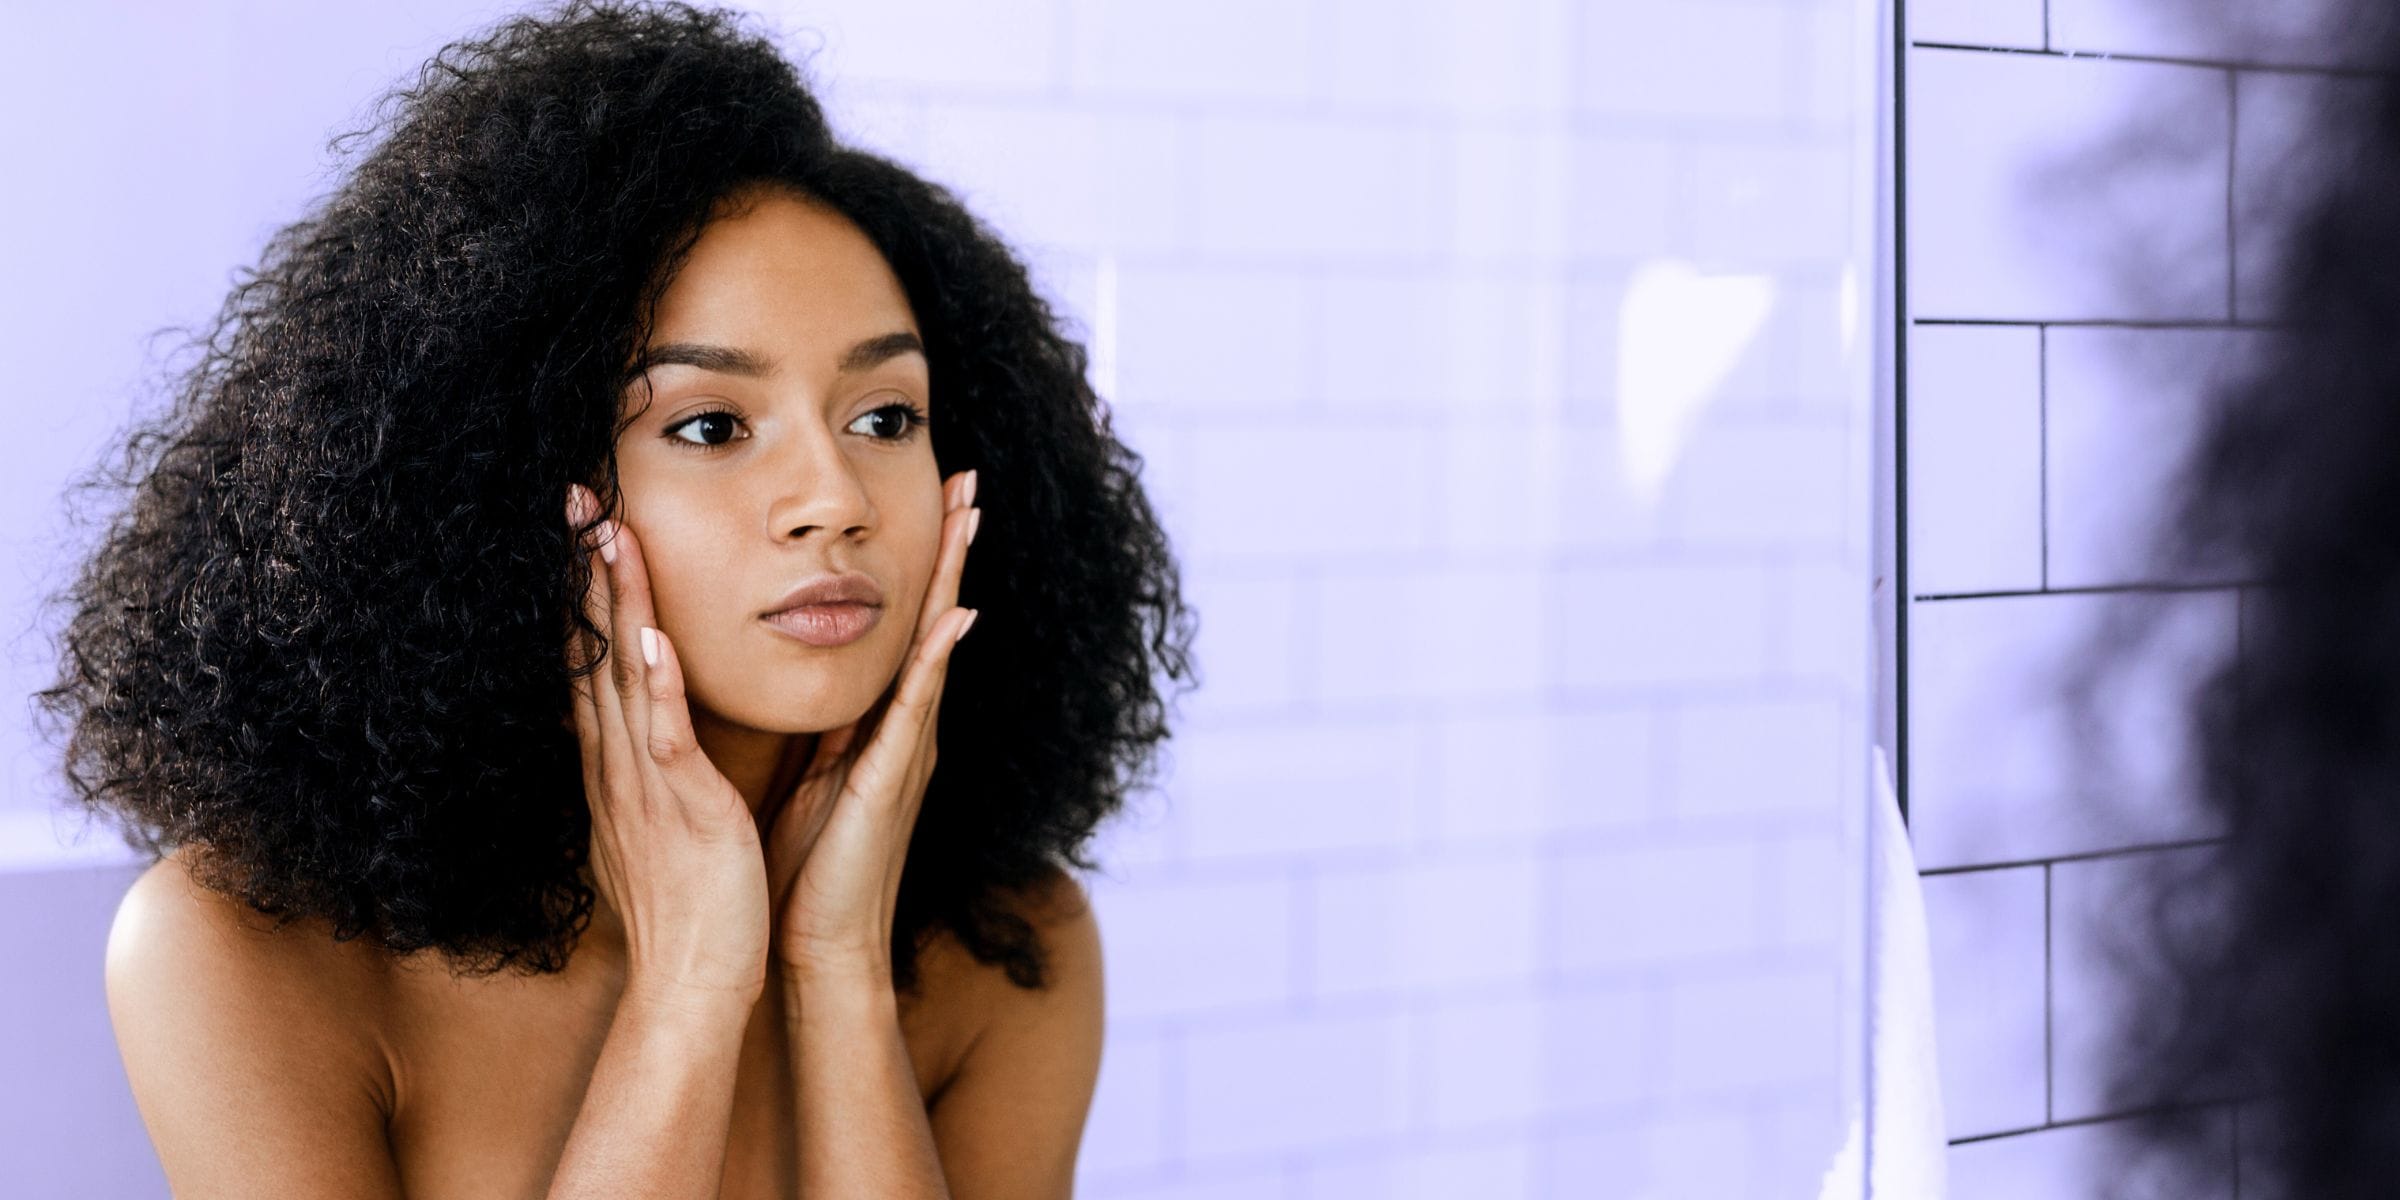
[107, 848, 404, 1197]
[914, 864, 1102, 1008]
[919, 865, 1105, 1196]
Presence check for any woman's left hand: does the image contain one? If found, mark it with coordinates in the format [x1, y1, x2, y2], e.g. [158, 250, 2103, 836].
[762, 468, 980, 984]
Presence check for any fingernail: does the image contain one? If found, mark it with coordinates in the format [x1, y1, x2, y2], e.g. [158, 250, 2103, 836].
[598, 519, 618, 564]
[640, 626, 659, 667]
[964, 469, 978, 509]
[958, 608, 979, 640]
[967, 506, 982, 546]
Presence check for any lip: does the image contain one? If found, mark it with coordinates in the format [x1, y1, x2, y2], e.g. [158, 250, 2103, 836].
[761, 602, 881, 647]
[762, 573, 885, 614]
[760, 573, 885, 648]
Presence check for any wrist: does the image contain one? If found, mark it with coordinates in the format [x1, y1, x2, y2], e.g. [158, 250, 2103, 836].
[774, 946, 892, 993]
[622, 968, 765, 1023]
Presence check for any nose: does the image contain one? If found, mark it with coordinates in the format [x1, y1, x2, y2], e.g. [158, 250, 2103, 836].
[762, 419, 875, 542]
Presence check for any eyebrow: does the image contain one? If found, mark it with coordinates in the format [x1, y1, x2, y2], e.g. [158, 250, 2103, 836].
[622, 331, 925, 386]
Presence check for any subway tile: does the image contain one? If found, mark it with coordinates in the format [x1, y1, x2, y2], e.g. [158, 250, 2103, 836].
[1112, 264, 1321, 415]
[1177, 572, 1307, 723]
[1064, 0, 1316, 102]
[1432, 705, 1656, 842]
[1543, 1110, 1756, 1198]
[1078, 1162, 1299, 1200]
[1921, 867, 2050, 1139]
[1662, 415, 1853, 549]
[1088, 870, 1296, 1023]
[2050, 845, 2224, 1121]
[1906, 590, 2234, 869]
[1185, 115, 1448, 260]
[1536, 981, 1651, 1116]
[1907, 48, 2230, 321]
[1312, 564, 1547, 707]
[763, 0, 1062, 92]
[1449, 126, 1572, 265]
[1318, 272, 1452, 414]
[1910, 0, 2049, 49]
[2234, 70, 2381, 320]
[1758, 1095, 1854, 1198]
[1180, 1010, 1412, 1161]
[1771, 827, 1854, 951]
[1078, 1028, 1171, 1175]
[1669, 695, 1845, 819]
[1179, 425, 1437, 563]
[1658, 966, 1843, 1099]
[1553, 562, 1778, 690]
[2045, 327, 2268, 589]
[1553, 838, 1767, 971]
[1947, 1108, 2235, 1200]
[1299, 1137, 1538, 1200]
[2049, 0, 2370, 69]
[1436, 422, 1667, 557]
[1573, 2, 1793, 124]
[1686, 139, 1856, 269]
[1564, 134, 1679, 262]
[1309, 855, 1543, 997]
[1172, 720, 1426, 861]
[1318, 0, 1571, 117]
[911, 103, 1185, 255]
[1908, 325, 2046, 597]
[1780, 560, 1874, 689]
[1419, 994, 1551, 1131]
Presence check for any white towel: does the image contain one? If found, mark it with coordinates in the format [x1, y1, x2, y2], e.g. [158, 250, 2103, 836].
[1816, 745, 1948, 1199]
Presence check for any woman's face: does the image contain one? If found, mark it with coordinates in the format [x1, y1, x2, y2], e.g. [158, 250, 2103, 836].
[610, 186, 941, 736]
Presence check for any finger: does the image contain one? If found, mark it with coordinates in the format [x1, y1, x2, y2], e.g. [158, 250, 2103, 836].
[913, 472, 977, 654]
[597, 515, 659, 757]
[581, 540, 645, 812]
[847, 605, 974, 806]
[638, 624, 704, 779]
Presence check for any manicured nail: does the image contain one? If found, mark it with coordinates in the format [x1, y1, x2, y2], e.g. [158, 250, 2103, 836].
[967, 507, 982, 546]
[565, 484, 590, 526]
[598, 519, 618, 564]
[958, 608, 979, 640]
[964, 469, 978, 509]
[640, 626, 659, 667]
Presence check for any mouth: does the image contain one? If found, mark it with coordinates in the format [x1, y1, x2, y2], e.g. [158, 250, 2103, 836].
[760, 602, 882, 648]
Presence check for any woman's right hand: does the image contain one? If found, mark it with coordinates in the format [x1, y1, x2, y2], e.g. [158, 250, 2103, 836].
[566, 483, 771, 1011]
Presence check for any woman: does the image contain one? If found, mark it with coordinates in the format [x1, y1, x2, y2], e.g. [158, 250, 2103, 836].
[34, 2, 1196, 1196]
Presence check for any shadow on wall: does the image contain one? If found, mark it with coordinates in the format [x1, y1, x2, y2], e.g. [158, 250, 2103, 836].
[2038, 1, 2400, 1197]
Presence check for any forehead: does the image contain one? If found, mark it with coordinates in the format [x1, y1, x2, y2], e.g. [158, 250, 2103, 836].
[644, 188, 920, 362]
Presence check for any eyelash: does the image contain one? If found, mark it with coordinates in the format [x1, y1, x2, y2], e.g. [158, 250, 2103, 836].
[662, 401, 932, 453]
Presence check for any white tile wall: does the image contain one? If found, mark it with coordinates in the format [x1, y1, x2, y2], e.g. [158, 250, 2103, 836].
[1908, 0, 2047, 49]
[2048, 0, 2370, 69]
[1907, 49, 2230, 322]
[1947, 1110, 2236, 1200]
[1921, 868, 2049, 1138]
[2233, 71, 2381, 320]
[1906, 325, 2046, 596]
[1907, 590, 2233, 870]
[1900, 4, 2332, 1189]
[2045, 327, 2264, 589]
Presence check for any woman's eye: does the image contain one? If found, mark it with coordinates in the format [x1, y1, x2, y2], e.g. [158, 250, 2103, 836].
[666, 411, 743, 447]
[851, 402, 930, 443]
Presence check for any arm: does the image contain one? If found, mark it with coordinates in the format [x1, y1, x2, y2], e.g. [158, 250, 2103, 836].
[544, 979, 756, 1200]
[783, 871, 1106, 1200]
[108, 853, 760, 1200]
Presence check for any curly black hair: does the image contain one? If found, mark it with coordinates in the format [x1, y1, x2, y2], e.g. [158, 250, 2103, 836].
[2043, 2, 2400, 1195]
[32, 0, 1197, 994]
